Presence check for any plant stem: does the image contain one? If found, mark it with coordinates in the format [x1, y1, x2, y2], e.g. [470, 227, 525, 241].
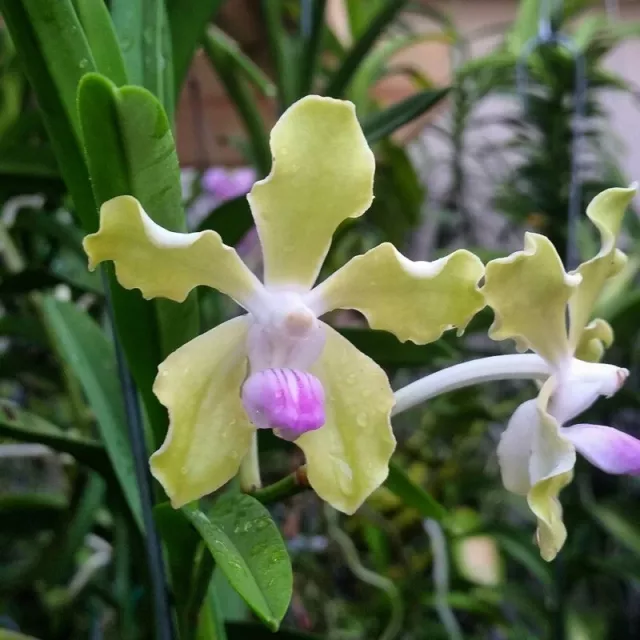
[239, 431, 262, 492]
[392, 353, 551, 416]
[251, 466, 309, 505]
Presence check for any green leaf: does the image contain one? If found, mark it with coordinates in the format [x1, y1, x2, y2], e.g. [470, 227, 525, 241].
[0, 399, 110, 475]
[78, 72, 200, 445]
[324, 0, 409, 98]
[167, 0, 226, 94]
[111, 0, 175, 119]
[0, 628, 41, 640]
[297, 0, 327, 97]
[340, 327, 455, 367]
[588, 502, 640, 557]
[202, 29, 272, 176]
[40, 296, 143, 531]
[182, 495, 293, 631]
[196, 195, 254, 245]
[72, 0, 128, 86]
[384, 460, 447, 521]
[362, 88, 450, 145]
[0, 493, 68, 535]
[0, 0, 99, 231]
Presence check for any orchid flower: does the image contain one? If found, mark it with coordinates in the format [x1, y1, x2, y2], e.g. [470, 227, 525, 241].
[83, 95, 485, 514]
[481, 184, 639, 560]
[202, 167, 256, 202]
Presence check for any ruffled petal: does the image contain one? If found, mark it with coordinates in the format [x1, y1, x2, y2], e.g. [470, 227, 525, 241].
[482, 233, 580, 368]
[308, 243, 484, 344]
[527, 378, 576, 561]
[84, 196, 263, 308]
[150, 317, 254, 507]
[573, 318, 614, 363]
[568, 185, 637, 349]
[294, 324, 396, 514]
[247, 96, 375, 290]
[497, 399, 538, 495]
[563, 423, 640, 475]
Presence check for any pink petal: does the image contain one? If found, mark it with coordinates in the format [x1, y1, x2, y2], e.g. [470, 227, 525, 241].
[241, 368, 325, 441]
[563, 423, 640, 475]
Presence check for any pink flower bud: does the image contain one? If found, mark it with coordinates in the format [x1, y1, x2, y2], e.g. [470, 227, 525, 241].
[241, 368, 325, 441]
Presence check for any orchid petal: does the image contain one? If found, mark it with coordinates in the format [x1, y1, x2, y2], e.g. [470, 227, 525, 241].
[568, 185, 636, 349]
[84, 196, 262, 308]
[497, 399, 538, 495]
[527, 378, 576, 561]
[308, 243, 484, 343]
[295, 324, 396, 514]
[482, 233, 580, 368]
[150, 317, 254, 507]
[574, 318, 614, 363]
[248, 95, 375, 290]
[563, 423, 640, 475]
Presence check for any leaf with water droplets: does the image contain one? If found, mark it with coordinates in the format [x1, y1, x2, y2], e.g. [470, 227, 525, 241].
[182, 495, 292, 631]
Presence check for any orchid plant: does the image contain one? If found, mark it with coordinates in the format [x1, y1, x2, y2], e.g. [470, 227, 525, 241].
[83, 95, 485, 515]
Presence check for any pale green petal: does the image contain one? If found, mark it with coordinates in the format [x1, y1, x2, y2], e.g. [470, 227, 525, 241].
[527, 378, 576, 562]
[482, 233, 579, 367]
[295, 324, 396, 514]
[150, 317, 254, 507]
[574, 318, 614, 363]
[309, 243, 484, 344]
[84, 196, 262, 306]
[247, 95, 374, 290]
[568, 185, 637, 348]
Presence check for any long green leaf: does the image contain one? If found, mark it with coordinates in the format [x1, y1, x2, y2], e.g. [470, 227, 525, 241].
[0, 0, 98, 231]
[324, 0, 409, 98]
[166, 0, 226, 95]
[182, 495, 292, 631]
[78, 72, 200, 444]
[362, 87, 450, 145]
[72, 0, 128, 86]
[297, 0, 327, 97]
[0, 399, 110, 475]
[384, 460, 446, 521]
[202, 30, 272, 176]
[41, 296, 143, 531]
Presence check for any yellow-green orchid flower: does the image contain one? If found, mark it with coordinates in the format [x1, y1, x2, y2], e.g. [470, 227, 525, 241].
[482, 184, 639, 560]
[83, 95, 485, 514]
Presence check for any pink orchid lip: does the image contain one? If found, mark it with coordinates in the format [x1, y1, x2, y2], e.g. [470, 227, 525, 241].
[241, 368, 326, 441]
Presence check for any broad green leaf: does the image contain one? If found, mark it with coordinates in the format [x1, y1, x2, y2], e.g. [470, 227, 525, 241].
[111, 0, 174, 119]
[182, 495, 292, 631]
[41, 296, 143, 531]
[202, 29, 271, 176]
[0, 0, 98, 231]
[362, 88, 450, 144]
[324, 0, 409, 98]
[72, 0, 128, 86]
[78, 72, 200, 444]
[0, 400, 110, 475]
[167, 0, 226, 94]
[384, 460, 447, 521]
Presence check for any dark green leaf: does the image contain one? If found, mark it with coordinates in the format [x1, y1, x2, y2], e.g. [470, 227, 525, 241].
[297, 0, 327, 97]
[182, 495, 292, 631]
[362, 88, 450, 145]
[0, 399, 110, 475]
[72, 0, 128, 86]
[0, 315, 48, 346]
[167, 0, 226, 94]
[0, 493, 68, 535]
[324, 0, 409, 98]
[384, 460, 446, 521]
[40, 296, 143, 531]
[226, 622, 321, 640]
[196, 195, 254, 246]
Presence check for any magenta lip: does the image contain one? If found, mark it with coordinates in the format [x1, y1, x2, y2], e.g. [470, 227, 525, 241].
[241, 368, 326, 440]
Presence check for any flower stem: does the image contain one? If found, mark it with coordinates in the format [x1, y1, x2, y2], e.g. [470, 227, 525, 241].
[393, 354, 551, 416]
[239, 432, 262, 492]
[251, 466, 309, 505]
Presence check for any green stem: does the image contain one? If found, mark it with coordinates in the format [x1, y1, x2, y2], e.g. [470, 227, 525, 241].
[251, 466, 309, 505]
[184, 543, 215, 639]
[238, 431, 262, 492]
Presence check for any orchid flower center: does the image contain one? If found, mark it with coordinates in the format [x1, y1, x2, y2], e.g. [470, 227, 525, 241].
[241, 289, 327, 440]
[550, 358, 628, 424]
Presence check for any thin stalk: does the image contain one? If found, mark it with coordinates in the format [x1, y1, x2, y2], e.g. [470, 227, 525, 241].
[238, 431, 262, 492]
[101, 270, 176, 640]
[183, 543, 215, 639]
[393, 354, 551, 416]
[251, 466, 309, 505]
